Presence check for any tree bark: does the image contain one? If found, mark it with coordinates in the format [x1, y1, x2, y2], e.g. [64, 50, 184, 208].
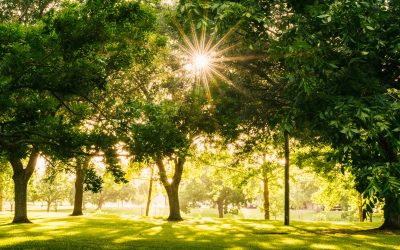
[378, 136, 400, 229]
[284, 130, 290, 226]
[380, 196, 400, 229]
[46, 201, 51, 212]
[145, 165, 154, 217]
[71, 160, 87, 216]
[0, 178, 3, 212]
[156, 157, 184, 221]
[97, 197, 104, 210]
[358, 193, 363, 222]
[217, 199, 224, 218]
[71, 167, 85, 216]
[0, 192, 3, 212]
[166, 183, 181, 221]
[263, 174, 270, 220]
[9, 151, 38, 223]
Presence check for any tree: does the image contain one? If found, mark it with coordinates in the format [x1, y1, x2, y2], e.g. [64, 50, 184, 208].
[266, 0, 400, 229]
[30, 165, 71, 212]
[175, 0, 298, 226]
[0, 0, 60, 24]
[153, 0, 279, 220]
[85, 172, 136, 210]
[311, 172, 358, 213]
[145, 164, 156, 216]
[0, 0, 157, 223]
[0, 158, 13, 212]
[219, 0, 400, 229]
[227, 131, 285, 221]
[71, 157, 90, 216]
[180, 167, 248, 219]
[124, 95, 217, 221]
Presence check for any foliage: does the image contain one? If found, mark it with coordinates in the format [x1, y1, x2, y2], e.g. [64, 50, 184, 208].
[83, 167, 104, 194]
[247, 0, 400, 227]
[180, 144, 251, 215]
[0, 160, 13, 208]
[0, 0, 157, 165]
[0, 0, 60, 23]
[85, 173, 136, 209]
[29, 166, 71, 211]
[311, 171, 358, 211]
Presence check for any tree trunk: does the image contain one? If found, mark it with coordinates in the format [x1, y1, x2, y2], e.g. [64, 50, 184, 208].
[156, 157, 184, 221]
[358, 193, 363, 222]
[166, 184, 182, 221]
[12, 173, 31, 223]
[97, 196, 104, 210]
[284, 130, 290, 226]
[377, 136, 400, 229]
[71, 167, 85, 216]
[380, 196, 400, 229]
[263, 174, 270, 220]
[10, 151, 38, 223]
[0, 179, 3, 212]
[46, 201, 51, 212]
[217, 199, 224, 218]
[145, 165, 154, 217]
[0, 193, 3, 212]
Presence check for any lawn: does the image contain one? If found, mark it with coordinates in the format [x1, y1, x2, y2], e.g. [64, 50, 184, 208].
[0, 211, 399, 249]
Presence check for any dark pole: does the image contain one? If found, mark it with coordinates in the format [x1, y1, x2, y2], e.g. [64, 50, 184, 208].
[284, 130, 290, 226]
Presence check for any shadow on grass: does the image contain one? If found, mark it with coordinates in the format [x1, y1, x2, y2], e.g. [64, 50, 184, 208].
[0, 214, 399, 249]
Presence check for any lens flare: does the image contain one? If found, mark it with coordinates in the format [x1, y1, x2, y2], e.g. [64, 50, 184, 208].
[174, 19, 261, 100]
[193, 53, 209, 70]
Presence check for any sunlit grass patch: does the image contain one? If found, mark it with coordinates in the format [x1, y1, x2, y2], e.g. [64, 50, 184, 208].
[0, 212, 399, 249]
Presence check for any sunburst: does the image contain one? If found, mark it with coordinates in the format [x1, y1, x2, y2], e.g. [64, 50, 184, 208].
[174, 20, 259, 100]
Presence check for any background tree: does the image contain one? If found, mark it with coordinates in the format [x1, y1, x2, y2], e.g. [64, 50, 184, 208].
[0, 0, 60, 24]
[86, 173, 136, 210]
[0, 159, 13, 212]
[30, 165, 71, 212]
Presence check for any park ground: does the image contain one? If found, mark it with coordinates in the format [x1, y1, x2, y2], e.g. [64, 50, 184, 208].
[1, 210, 399, 249]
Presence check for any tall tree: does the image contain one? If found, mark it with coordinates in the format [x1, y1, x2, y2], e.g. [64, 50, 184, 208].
[0, 0, 156, 223]
[266, 0, 400, 229]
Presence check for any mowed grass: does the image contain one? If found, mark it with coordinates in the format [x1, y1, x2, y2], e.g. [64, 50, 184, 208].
[0, 212, 399, 250]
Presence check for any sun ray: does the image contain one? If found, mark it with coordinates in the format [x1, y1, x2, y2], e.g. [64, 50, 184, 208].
[207, 65, 248, 95]
[175, 16, 258, 99]
[204, 31, 217, 52]
[190, 21, 201, 52]
[174, 20, 197, 53]
[209, 22, 241, 52]
[213, 55, 265, 63]
[200, 22, 207, 53]
[213, 43, 241, 57]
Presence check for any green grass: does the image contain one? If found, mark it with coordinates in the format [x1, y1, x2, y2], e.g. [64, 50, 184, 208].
[0, 211, 399, 249]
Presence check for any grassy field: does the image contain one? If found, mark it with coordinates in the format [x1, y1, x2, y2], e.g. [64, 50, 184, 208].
[7, 203, 383, 222]
[1, 211, 399, 250]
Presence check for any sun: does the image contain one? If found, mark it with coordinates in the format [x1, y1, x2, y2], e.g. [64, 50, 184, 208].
[173, 20, 258, 100]
[193, 53, 209, 70]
